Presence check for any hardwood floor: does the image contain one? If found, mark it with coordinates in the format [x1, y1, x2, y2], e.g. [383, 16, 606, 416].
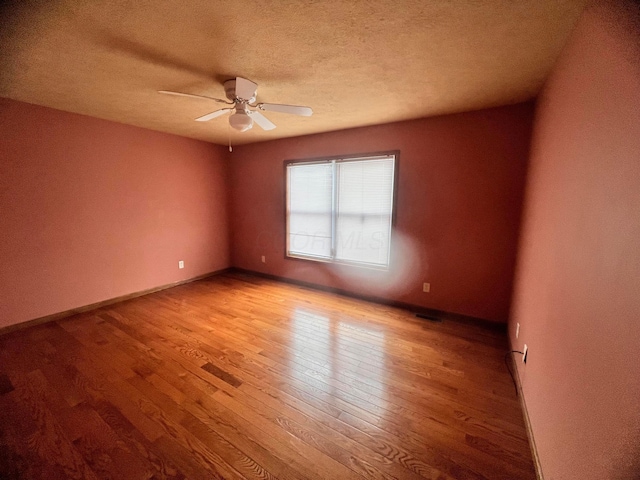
[0, 272, 536, 479]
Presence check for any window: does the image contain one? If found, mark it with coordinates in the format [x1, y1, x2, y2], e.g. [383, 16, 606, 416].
[286, 152, 397, 268]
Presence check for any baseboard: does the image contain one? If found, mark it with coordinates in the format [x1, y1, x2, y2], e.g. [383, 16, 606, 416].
[230, 267, 507, 332]
[510, 349, 545, 480]
[0, 267, 232, 336]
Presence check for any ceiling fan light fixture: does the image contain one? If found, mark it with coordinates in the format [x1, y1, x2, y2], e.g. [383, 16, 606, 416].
[229, 110, 253, 132]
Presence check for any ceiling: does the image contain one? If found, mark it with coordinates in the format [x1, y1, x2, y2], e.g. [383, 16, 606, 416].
[0, 0, 588, 146]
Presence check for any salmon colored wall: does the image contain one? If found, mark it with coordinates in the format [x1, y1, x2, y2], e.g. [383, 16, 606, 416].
[510, 2, 640, 479]
[229, 104, 534, 322]
[0, 98, 230, 329]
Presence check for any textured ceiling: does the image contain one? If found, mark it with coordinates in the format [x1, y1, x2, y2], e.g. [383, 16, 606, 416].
[0, 0, 588, 145]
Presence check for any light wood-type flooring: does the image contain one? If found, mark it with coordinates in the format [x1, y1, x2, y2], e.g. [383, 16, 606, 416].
[0, 272, 536, 479]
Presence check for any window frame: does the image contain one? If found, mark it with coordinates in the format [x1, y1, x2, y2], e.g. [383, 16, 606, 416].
[283, 150, 400, 269]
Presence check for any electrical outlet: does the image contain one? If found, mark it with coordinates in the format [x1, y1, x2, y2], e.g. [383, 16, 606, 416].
[516, 322, 520, 339]
[422, 282, 430, 293]
[178, 260, 184, 269]
[523, 344, 528, 364]
[261, 255, 266, 263]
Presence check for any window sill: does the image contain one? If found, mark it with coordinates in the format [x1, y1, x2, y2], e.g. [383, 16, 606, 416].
[285, 253, 390, 272]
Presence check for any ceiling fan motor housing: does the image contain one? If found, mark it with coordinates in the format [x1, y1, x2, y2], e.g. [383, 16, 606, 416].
[224, 79, 257, 103]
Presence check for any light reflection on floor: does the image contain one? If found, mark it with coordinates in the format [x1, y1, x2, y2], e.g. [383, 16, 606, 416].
[289, 307, 388, 410]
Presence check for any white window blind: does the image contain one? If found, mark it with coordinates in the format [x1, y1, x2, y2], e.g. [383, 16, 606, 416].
[287, 162, 333, 259]
[286, 154, 396, 268]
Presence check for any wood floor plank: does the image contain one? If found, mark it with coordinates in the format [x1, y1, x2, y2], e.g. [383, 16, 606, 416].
[125, 276, 536, 478]
[92, 304, 356, 480]
[23, 324, 189, 479]
[63, 320, 251, 479]
[120, 314, 450, 478]
[0, 272, 536, 479]
[153, 294, 529, 454]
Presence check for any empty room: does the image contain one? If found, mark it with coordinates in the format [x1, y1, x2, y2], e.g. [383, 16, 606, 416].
[1, 1, 638, 479]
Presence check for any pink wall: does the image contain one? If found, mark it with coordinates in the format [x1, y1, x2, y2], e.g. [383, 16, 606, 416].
[510, 2, 640, 479]
[0, 98, 230, 329]
[229, 104, 534, 323]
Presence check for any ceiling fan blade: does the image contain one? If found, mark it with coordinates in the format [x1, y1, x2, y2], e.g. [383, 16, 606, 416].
[258, 103, 313, 116]
[235, 77, 258, 101]
[158, 90, 230, 104]
[195, 109, 232, 122]
[249, 111, 276, 130]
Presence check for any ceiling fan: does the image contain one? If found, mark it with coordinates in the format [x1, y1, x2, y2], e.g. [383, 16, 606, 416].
[159, 77, 313, 132]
